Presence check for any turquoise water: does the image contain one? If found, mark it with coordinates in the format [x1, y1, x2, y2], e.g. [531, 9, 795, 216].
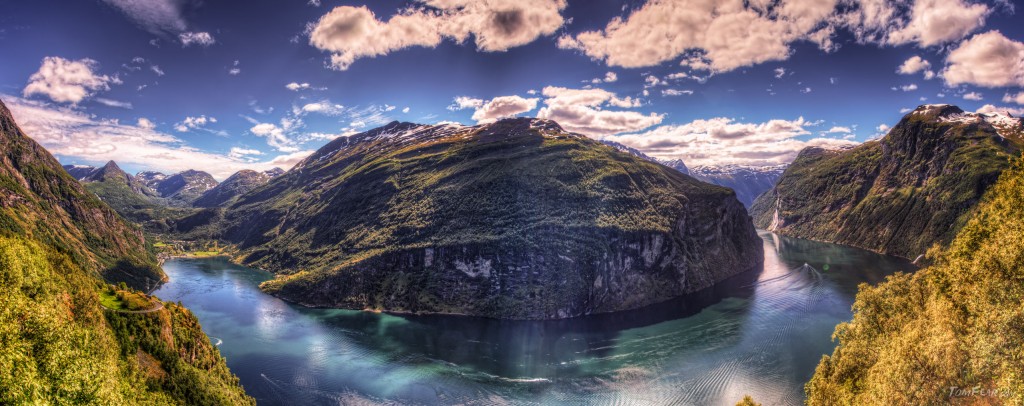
[153, 231, 914, 405]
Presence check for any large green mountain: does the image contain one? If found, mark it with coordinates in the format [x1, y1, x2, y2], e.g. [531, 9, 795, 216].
[750, 105, 1022, 259]
[0, 98, 252, 404]
[806, 148, 1024, 405]
[215, 118, 763, 319]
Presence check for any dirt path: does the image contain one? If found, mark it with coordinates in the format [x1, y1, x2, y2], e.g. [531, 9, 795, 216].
[102, 301, 164, 314]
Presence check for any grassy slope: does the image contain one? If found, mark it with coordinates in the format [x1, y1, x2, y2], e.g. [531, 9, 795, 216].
[0, 99, 252, 404]
[751, 110, 1018, 259]
[806, 153, 1024, 404]
[0, 238, 252, 405]
[218, 120, 760, 318]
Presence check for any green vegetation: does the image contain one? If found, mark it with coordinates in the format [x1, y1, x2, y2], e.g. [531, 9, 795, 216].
[751, 105, 1021, 259]
[736, 395, 761, 406]
[99, 284, 157, 311]
[215, 119, 761, 319]
[0, 98, 253, 404]
[0, 237, 251, 405]
[806, 152, 1024, 404]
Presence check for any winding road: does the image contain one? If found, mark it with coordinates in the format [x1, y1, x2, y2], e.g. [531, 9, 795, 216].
[102, 301, 164, 314]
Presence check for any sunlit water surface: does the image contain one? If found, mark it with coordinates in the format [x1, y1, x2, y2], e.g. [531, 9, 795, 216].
[153, 231, 914, 405]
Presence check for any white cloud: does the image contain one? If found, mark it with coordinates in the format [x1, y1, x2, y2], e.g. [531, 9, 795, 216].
[229, 68, 241, 75]
[897, 55, 931, 74]
[100, 0, 187, 35]
[609, 116, 856, 167]
[179, 31, 216, 47]
[402, 107, 410, 113]
[136, 118, 155, 130]
[228, 147, 263, 159]
[900, 83, 918, 91]
[23, 57, 114, 104]
[285, 82, 327, 92]
[300, 101, 345, 115]
[774, 67, 786, 78]
[943, 30, 1024, 88]
[448, 96, 485, 111]
[1004, 92, 1024, 105]
[801, 87, 812, 93]
[174, 115, 216, 132]
[827, 126, 852, 133]
[976, 104, 1024, 116]
[886, 0, 989, 47]
[877, 123, 891, 133]
[309, 1, 568, 70]
[536, 86, 663, 136]
[661, 89, 693, 97]
[3, 95, 294, 179]
[94, 98, 133, 109]
[963, 92, 983, 101]
[469, 95, 539, 123]
[250, 123, 299, 152]
[604, 71, 618, 83]
[557, 0, 840, 72]
[151, 65, 165, 76]
[308, 0, 321, 6]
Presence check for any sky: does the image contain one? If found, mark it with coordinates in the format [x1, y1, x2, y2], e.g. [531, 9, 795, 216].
[1, 0, 1023, 179]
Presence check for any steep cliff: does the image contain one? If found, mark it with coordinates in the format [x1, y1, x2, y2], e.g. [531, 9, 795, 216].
[0, 97, 252, 404]
[220, 118, 763, 319]
[750, 105, 1021, 259]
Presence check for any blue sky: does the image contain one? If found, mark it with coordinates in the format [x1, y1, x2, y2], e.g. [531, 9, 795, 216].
[1, 0, 1022, 178]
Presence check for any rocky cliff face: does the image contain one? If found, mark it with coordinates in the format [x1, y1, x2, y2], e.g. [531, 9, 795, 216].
[221, 118, 763, 319]
[750, 104, 1022, 259]
[0, 99, 161, 288]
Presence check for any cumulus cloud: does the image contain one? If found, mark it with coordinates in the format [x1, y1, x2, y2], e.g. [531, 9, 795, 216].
[179, 31, 215, 47]
[309, 0, 568, 70]
[976, 104, 1024, 116]
[23, 57, 114, 104]
[942, 30, 1024, 88]
[536, 86, 662, 136]
[136, 118, 156, 130]
[250, 123, 299, 152]
[448, 96, 485, 111]
[827, 126, 852, 133]
[1004, 92, 1024, 105]
[557, 0, 840, 72]
[174, 115, 216, 132]
[228, 147, 263, 159]
[886, 0, 989, 47]
[285, 82, 325, 91]
[3, 95, 295, 179]
[300, 101, 345, 115]
[557, 0, 997, 72]
[774, 67, 786, 79]
[897, 55, 932, 77]
[608, 116, 857, 167]
[963, 92, 984, 101]
[900, 83, 918, 91]
[469, 95, 539, 123]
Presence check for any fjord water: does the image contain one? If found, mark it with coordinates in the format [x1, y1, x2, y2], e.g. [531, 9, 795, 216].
[153, 231, 913, 405]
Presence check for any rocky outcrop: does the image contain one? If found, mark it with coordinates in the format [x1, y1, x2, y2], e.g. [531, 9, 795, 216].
[222, 118, 763, 319]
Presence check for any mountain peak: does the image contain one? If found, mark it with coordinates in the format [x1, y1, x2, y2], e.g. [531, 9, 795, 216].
[83, 160, 131, 184]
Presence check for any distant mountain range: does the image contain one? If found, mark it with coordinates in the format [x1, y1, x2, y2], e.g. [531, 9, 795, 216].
[205, 118, 763, 319]
[63, 162, 282, 228]
[601, 139, 783, 208]
[751, 104, 1023, 259]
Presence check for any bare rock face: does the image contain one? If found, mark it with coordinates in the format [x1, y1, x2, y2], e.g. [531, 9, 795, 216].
[221, 118, 762, 319]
